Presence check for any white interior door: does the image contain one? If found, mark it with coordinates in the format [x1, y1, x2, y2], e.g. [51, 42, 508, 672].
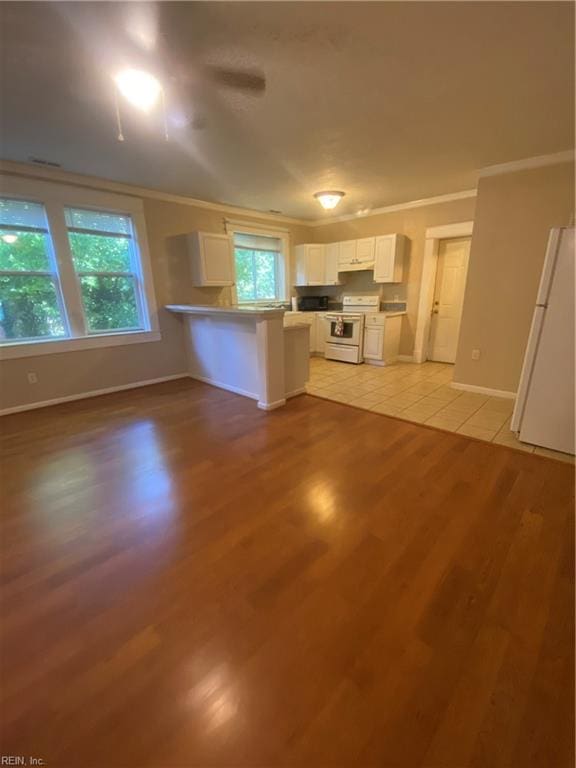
[428, 237, 470, 363]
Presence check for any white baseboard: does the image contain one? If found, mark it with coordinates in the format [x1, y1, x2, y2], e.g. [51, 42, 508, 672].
[0, 373, 189, 416]
[189, 373, 258, 401]
[258, 398, 286, 411]
[286, 387, 307, 398]
[451, 381, 516, 399]
[397, 354, 415, 363]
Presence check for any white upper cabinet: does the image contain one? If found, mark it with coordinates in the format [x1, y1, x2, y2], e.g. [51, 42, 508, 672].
[373, 234, 405, 283]
[188, 232, 235, 287]
[324, 242, 342, 285]
[293, 234, 407, 286]
[338, 240, 357, 268]
[356, 237, 375, 263]
[338, 237, 375, 271]
[294, 244, 325, 286]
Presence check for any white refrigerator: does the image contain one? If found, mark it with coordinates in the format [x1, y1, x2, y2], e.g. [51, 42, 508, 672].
[511, 227, 575, 454]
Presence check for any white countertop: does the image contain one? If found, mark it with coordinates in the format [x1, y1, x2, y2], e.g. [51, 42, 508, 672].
[166, 304, 285, 318]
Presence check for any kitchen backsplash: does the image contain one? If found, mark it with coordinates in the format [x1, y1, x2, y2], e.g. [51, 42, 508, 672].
[381, 301, 407, 312]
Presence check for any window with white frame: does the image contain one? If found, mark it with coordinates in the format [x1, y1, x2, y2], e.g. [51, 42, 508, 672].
[65, 208, 145, 333]
[233, 232, 285, 303]
[0, 182, 158, 356]
[0, 199, 68, 342]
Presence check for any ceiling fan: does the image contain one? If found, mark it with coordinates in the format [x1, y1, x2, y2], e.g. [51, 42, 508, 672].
[205, 66, 266, 94]
[113, 58, 266, 141]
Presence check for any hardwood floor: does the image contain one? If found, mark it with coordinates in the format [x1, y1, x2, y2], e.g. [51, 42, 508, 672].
[0, 379, 573, 768]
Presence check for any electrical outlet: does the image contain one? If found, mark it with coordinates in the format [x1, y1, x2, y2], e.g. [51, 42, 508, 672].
[471, 349, 481, 361]
[27, 372, 38, 384]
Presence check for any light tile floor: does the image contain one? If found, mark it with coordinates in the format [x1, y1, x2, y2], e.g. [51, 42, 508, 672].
[306, 358, 574, 464]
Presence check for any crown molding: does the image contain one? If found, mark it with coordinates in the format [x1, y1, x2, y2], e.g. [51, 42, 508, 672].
[3, 151, 572, 231]
[0, 159, 310, 227]
[479, 149, 575, 179]
[0, 159, 481, 229]
[307, 189, 478, 227]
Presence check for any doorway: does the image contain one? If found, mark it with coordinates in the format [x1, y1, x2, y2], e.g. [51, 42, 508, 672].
[428, 237, 471, 363]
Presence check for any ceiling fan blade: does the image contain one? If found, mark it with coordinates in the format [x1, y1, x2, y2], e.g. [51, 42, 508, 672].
[207, 67, 266, 93]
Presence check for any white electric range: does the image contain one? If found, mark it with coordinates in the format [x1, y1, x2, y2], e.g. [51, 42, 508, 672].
[324, 295, 382, 364]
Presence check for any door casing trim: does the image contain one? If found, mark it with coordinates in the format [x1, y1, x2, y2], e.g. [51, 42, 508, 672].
[413, 221, 474, 364]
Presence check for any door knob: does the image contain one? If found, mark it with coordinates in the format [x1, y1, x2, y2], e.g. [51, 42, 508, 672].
[432, 309, 439, 314]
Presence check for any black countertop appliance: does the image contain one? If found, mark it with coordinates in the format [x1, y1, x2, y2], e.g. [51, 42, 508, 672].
[297, 295, 330, 312]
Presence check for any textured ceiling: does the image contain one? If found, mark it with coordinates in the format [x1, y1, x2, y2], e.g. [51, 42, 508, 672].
[0, 2, 573, 219]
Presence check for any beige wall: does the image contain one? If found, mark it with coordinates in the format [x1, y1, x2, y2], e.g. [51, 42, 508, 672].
[3, 160, 571, 412]
[454, 161, 575, 393]
[0, 178, 311, 411]
[311, 197, 477, 356]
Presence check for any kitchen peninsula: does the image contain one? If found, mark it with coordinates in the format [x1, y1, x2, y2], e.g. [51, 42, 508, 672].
[166, 305, 309, 410]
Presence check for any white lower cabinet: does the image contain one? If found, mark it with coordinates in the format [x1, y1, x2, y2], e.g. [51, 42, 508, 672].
[362, 314, 402, 365]
[363, 324, 384, 361]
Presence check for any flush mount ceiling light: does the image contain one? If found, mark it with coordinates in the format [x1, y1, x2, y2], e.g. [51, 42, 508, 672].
[314, 191, 345, 210]
[114, 68, 162, 113]
[112, 68, 168, 143]
[1, 234, 18, 244]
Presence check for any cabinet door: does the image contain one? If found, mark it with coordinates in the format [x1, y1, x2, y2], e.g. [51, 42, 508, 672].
[324, 243, 340, 284]
[373, 235, 395, 282]
[356, 237, 375, 263]
[201, 234, 234, 285]
[306, 245, 325, 285]
[339, 240, 357, 266]
[363, 325, 384, 360]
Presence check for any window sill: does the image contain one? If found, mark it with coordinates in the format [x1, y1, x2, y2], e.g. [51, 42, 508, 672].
[0, 330, 162, 360]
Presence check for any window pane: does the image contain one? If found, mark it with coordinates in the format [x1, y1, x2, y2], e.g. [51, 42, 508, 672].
[0, 199, 47, 230]
[255, 251, 277, 300]
[69, 232, 132, 273]
[234, 248, 256, 302]
[234, 247, 279, 302]
[0, 275, 66, 340]
[0, 231, 52, 272]
[65, 208, 131, 235]
[79, 275, 141, 332]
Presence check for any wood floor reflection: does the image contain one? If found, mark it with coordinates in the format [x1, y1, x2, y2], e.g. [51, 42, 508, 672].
[0, 379, 573, 767]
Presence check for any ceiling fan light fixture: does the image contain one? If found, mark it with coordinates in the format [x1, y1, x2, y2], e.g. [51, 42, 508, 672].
[114, 68, 162, 112]
[314, 191, 345, 210]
